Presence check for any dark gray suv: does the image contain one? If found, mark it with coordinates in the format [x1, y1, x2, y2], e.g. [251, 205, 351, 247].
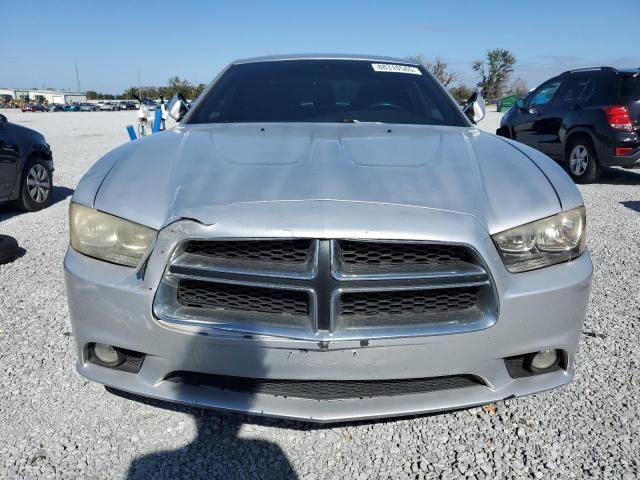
[497, 67, 640, 183]
[0, 113, 53, 211]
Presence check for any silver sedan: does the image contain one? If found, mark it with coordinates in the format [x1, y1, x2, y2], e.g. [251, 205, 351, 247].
[64, 54, 591, 422]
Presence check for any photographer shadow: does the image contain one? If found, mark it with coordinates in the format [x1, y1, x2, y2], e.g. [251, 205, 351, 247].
[116, 334, 298, 479]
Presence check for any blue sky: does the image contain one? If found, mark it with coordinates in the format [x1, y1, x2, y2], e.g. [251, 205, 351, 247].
[3, 0, 638, 93]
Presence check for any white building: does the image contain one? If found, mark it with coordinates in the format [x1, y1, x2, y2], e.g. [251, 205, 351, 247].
[0, 88, 86, 105]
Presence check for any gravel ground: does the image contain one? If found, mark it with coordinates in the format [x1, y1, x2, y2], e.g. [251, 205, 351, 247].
[0, 108, 638, 479]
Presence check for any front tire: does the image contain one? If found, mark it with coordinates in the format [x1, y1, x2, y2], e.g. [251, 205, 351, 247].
[566, 136, 601, 184]
[16, 158, 53, 211]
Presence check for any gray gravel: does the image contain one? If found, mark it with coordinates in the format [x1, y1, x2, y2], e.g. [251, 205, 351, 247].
[0, 109, 639, 479]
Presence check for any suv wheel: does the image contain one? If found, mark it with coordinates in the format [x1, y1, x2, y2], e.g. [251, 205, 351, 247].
[16, 158, 53, 211]
[567, 137, 601, 184]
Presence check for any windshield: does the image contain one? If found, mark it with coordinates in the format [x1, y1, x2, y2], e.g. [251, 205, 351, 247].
[188, 60, 468, 126]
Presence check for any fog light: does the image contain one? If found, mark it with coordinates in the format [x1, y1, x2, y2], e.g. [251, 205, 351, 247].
[92, 343, 122, 366]
[529, 349, 559, 372]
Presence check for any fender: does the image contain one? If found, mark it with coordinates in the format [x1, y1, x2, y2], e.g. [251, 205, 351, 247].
[560, 125, 597, 154]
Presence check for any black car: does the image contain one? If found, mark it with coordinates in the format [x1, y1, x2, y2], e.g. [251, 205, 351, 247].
[0, 113, 54, 211]
[497, 67, 640, 183]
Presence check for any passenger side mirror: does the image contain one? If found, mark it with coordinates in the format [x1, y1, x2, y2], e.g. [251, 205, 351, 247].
[168, 93, 190, 122]
[462, 90, 486, 124]
[0, 114, 6, 127]
[515, 98, 525, 110]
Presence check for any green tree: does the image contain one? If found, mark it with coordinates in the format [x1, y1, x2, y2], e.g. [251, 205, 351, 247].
[164, 76, 193, 98]
[192, 83, 207, 100]
[449, 84, 474, 104]
[407, 55, 458, 87]
[472, 48, 516, 100]
[121, 77, 206, 100]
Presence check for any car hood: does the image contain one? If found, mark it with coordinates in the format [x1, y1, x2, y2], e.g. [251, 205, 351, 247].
[86, 123, 566, 234]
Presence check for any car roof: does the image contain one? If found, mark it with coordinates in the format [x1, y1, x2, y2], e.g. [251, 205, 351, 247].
[563, 66, 640, 75]
[232, 53, 419, 66]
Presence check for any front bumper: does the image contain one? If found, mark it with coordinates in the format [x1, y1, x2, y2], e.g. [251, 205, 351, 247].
[64, 238, 592, 422]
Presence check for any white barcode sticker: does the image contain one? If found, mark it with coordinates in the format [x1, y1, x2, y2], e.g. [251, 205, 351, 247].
[371, 63, 422, 75]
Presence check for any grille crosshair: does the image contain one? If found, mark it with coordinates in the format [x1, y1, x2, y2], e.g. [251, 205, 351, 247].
[156, 238, 495, 338]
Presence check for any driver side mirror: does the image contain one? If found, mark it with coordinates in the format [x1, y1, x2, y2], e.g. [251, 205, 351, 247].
[515, 98, 525, 110]
[0, 114, 6, 127]
[462, 90, 486, 124]
[168, 93, 190, 122]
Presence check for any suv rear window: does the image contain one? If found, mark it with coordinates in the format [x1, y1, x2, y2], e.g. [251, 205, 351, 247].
[619, 74, 640, 99]
[188, 60, 468, 126]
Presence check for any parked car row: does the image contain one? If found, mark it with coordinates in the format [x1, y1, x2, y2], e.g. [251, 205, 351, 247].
[497, 66, 640, 183]
[15, 101, 140, 113]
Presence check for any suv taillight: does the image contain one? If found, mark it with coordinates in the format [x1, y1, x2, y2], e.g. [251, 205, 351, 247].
[603, 106, 634, 131]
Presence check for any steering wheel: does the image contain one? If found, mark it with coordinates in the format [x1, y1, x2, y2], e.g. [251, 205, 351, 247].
[366, 102, 403, 111]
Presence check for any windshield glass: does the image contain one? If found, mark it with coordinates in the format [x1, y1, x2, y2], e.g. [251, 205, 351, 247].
[188, 60, 468, 126]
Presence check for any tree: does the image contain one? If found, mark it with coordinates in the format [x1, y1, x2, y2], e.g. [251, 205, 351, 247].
[449, 84, 474, 104]
[192, 83, 207, 100]
[407, 55, 458, 87]
[508, 77, 529, 97]
[121, 77, 206, 101]
[472, 48, 516, 100]
[123, 86, 159, 100]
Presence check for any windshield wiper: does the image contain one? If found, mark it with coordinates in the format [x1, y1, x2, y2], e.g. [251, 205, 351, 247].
[340, 118, 360, 123]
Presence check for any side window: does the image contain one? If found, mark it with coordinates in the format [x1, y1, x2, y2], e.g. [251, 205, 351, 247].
[557, 76, 594, 102]
[529, 80, 562, 106]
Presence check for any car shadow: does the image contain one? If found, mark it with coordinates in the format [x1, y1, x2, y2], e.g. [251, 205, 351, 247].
[109, 388, 297, 479]
[116, 385, 472, 480]
[115, 327, 298, 479]
[597, 167, 640, 185]
[0, 186, 74, 223]
[620, 201, 640, 213]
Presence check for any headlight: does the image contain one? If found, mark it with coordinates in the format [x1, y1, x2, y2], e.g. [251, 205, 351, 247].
[492, 207, 586, 273]
[69, 203, 157, 267]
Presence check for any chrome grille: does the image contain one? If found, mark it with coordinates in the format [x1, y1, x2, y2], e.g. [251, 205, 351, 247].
[154, 239, 497, 340]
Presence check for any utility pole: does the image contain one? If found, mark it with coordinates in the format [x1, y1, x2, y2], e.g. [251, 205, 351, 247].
[137, 67, 142, 99]
[75, 59, 81, 92]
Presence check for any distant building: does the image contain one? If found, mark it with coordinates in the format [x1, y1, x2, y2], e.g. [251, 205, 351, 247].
[0, 88, 86, 105]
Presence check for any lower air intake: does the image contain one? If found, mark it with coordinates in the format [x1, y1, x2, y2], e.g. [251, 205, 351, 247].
[165, 372, 485, 400]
